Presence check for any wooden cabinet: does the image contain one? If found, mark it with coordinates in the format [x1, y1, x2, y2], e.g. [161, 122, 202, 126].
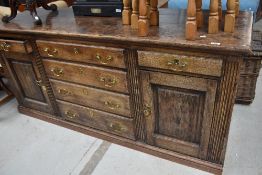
[0, 8, 253, 175]
[141, 71, 217, 159]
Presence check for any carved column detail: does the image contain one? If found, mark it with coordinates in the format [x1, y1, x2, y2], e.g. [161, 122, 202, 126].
[186, 0, 197, 40]
[138, 0, 149, 36]
[150, 0, 159, 26]
[208, 0, 219, 33]
[124, 49, 146, 141]
[123, 0, 131, 25]
[31, 41, 61, 116]
[146, 0, 150, 18]
[131, 0, 139, 28]
[207, 59, 241, 163]
[224, 0, 236, 33]
[196, 0, 204, 27]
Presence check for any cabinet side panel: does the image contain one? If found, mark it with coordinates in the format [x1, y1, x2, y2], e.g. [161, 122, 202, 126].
[207, 60, 241, 163]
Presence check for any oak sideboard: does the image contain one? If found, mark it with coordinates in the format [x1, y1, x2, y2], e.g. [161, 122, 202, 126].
[0, 8, 253, 174]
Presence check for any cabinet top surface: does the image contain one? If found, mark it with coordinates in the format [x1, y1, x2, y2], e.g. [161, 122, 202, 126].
[0, 8, 253, 54]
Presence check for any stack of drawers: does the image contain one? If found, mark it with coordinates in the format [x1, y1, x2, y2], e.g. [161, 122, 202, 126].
[37, 41, 135, 140]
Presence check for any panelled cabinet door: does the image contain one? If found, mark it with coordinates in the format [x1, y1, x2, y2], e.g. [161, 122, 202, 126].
[141, 71, 217, 159]
[1, 53, 53, 114]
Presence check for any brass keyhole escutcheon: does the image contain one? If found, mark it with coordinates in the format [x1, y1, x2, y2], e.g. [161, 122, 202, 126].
[65, 110, 79, 119]
[99, 76, 118, 88]
[143, 104, 151, 118]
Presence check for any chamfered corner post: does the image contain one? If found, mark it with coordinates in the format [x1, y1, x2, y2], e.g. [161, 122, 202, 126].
[186, 0, 197, 40]
[138, 0, 150, 36]
[150, 0, 159, 26]
[131, 0, 139, 28]
[146, 0, 150, 18]
[196, 0, 204, 28]
[208, 0, 219, 34]
[224, 0, 236, 33]
[123, 0, 132, 25]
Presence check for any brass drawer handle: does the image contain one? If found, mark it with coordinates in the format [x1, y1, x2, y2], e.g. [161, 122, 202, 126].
[99, 76, 118, 88]
[104, 101, 120, 110]
[44, 48, 58, 57]
[0, 42, 11, 52]
[109, 123, 127, 132]
[82, 89, 89, 95]
[58, 88, 72, 95]
[96, 54, 113, 65]
[51, 67, 64, 77]
[167, 58, 187, 71]
[65, 110, 79, 119]
[143, 104, 151, 118]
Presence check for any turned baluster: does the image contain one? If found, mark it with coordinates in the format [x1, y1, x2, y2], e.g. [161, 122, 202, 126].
[208, 0, 219, 33]
[196, 0, 204, 27]
[146, 0, 150, 18]
[218, 0, 222, 20]
[186, 0, 197, 40]
[224, 0, 235, 33]
[235, 0, 239, 16]
[150, 0, 159, 26]
[122, 0, 131, 25]
[138, 0, 149, 36]
[131, 0, 139, 28]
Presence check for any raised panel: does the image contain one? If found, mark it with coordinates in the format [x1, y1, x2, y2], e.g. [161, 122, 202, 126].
[12, 61, 45, 102]
[156, 86, 205, 144]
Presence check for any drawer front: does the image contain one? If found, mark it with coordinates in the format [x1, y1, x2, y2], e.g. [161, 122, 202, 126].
[37, 41, 126, 68]
[58, 100, 135, 140]
[51, 79, 131, 117]
[138, 51, 222, 77]
[0, 39, 32, 54]
[43, 59, 129, 93]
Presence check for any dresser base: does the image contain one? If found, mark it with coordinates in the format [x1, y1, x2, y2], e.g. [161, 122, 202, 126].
[18, 105, 223, 175]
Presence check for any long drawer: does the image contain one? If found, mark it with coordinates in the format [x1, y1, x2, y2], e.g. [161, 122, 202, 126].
[51, 79, 131, 117]
[43, 59, 129, 94]
[138, 51, 222, 77]
[37, 40, 126, 69]
[57, 100, 135, 140]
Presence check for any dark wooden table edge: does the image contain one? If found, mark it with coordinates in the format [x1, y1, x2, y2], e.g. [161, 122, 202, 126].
[18, 105, 223, 175]
[0, 29, 253, 56]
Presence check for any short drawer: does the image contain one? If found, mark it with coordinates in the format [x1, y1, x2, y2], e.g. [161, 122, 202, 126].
[51, 79, 131, 117]
[37, 41, 126, 68]
[0, 39, 32, 54]
[138, 51, 222, 77]
[43, 59, 128, 94]
[58, 100, 135, 140]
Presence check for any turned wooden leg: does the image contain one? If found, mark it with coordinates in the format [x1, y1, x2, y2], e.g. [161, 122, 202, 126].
[41, 0, 58, 11]
[218, 0, 222, 20]
[131, 0, 139, 28]
[150, 0, 159, 26]
[196, 0, 204, 28]
[2, 0, 18, 23]
[208, 0, 219, 33]
[138, 0, 149, 36]
[146, 0, 150, 18]
[224, 0, 235, 33]
[235, 0, 239, 17]
[123, 0, 131, 25]
[186, 0, 197, 40]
